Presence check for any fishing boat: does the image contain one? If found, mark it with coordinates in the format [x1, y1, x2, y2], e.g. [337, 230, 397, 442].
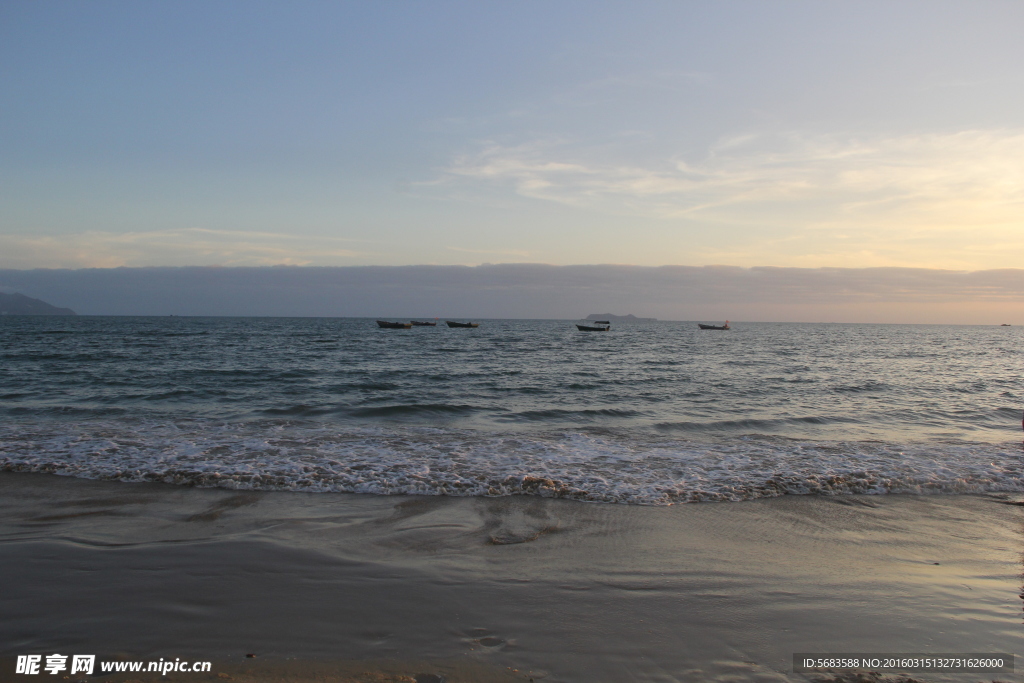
[445, 321, 479, 328]
[376, 320, 412, 329]
[698, 321, 730, 330]
[576, 323, 610, 331]
[410, 321, 437, 326]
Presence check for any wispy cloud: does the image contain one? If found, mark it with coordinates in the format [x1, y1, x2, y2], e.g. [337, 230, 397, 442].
[446, 246, 531, 257]
[566, 70, 716, 100]
[0, 228, 368, 269]
[435, 130, 1024, 268]
[442, 130, 1024, 215]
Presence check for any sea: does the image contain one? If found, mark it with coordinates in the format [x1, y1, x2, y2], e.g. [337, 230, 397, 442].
[2, 316, 1022, 505]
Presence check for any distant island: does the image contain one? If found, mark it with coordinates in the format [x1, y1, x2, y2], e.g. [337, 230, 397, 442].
[0, 292, 76, 316]
[586, 313, 657, 322]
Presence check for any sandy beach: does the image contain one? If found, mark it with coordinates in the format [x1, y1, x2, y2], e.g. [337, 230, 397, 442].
[1, 471, 1021, 683]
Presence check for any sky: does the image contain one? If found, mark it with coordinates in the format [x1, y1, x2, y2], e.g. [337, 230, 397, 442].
[2, 0, 1023, 273]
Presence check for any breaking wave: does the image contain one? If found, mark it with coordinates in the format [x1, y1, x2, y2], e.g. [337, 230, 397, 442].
[2, 419, 1022, 505]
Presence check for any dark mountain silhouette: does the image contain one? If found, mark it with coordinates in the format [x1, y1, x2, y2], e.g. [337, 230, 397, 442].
[586, 313, 657, 322]
[0, 292, 76, 316]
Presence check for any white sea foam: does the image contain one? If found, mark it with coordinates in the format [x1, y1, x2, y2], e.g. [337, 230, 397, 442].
[3, 420, 1023, 505]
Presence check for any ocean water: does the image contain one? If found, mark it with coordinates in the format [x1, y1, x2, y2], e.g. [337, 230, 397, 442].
[1, 316, 1022, 504]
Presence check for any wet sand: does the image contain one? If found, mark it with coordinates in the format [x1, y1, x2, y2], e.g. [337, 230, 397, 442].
[1, 471, 1021, 682]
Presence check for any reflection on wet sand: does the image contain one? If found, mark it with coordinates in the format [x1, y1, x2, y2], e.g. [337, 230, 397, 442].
[1, 472, 1022, 683]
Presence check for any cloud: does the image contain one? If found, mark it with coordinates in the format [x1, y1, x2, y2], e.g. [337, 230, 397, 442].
[435, 130, 1024, 268]
[0, 228, 367, 269]
[443, 130, 1024, 217]
[2, 264, 1023, 324]
[566, 70, 716, 100]
[446, 246, 531, 257]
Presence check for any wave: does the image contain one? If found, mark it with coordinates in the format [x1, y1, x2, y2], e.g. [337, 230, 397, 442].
[347, 404, 480, 418]
[654, 415, 854, 432]
[3, 420, 1022, 505]
[832, 381, 891, 393]
[502, 408, 647, 422]
[4, 406, 133, 417]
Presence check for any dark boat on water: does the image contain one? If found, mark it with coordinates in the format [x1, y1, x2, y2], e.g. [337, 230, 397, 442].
[576, 323, 610, 331]
[377, 320, 412, 329]
[410, 321, 437, 326]
[446, 321, 479, 328]
[698, 321, 730, 330]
